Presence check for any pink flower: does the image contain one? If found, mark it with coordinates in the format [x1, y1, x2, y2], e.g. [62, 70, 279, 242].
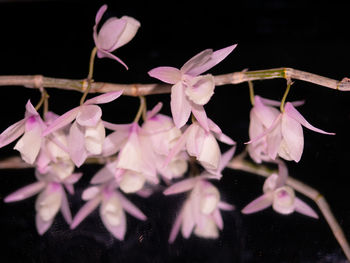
[164, 148, 235, 242]
[4, 169, 82, 235]
[164, 118, 235, 172]
[242, 162, 318, 218]
[164, 176, 234, 242]
[101, 122, 159, 193]
[247, 95, 335, 162]
[93, 4, 141, 69]
[42, 91, 123, 167]
[0, 100, 45, 164]
[148, 45, 236, 131]
[71, 184, 146, 240]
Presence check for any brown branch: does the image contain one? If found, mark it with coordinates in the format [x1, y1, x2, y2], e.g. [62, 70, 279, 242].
[1, 68, 350, 96]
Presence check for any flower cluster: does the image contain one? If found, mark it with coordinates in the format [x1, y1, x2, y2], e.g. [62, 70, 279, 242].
[0, 4, 335, 247]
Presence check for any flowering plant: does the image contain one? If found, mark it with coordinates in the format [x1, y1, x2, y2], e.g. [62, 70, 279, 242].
[0, 3, 349, 262]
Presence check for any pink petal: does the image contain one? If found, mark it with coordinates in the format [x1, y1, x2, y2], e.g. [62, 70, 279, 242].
[0, 118, 26, 148]
[170, 82, 191, 129]
[253, 96, 281, 128]
[111, 16, 140, 50]
[191, 103, 210, 132]
[90, 163, 115, 184]
[84, 90, 123, 105]
[146, 102, 163, 119]
[14, 121, 42, 164]
[71, 196, 102, 229]
[163, 177, 198, 195]
[281, 112, 304, 162]
[218, 201, 235, 211]
[42, 107, 80, 136]
[181, 200, 195, 238]
[294, 197, 319, 219]
[284, 102, 335, 135]
[148, 67, 181, 84]
[99, 200, 127, 240]
[168, 209, 183, 243]
[96, 18, 126, 50]
[102, 130, 128, 156]
[68, 122, 87, 167]
[212, 209, 223, 230]
[246, 114, 282, 145]
[4, 181, 46, 202]
[116, 191, 147, 220]
[97, 49, 128, 70]
[185, 45, 237, 76]
[266, 119, 283, 160]
[60, 190, 72, 224]
[25, 100, 39, 117]
[95, 4, 107, 25]
[181, 49, 212, 75]
[64, 172, 83, 185]
[103, 121, 133, 131]
[36, 213, 53, 235]
[217, 147, 236, 173]
[76, 105, 102, 127]
[241, 193, 273, 214]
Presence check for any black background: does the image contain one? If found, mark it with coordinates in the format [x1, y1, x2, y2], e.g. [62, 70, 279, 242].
[1, 0, 350, 262]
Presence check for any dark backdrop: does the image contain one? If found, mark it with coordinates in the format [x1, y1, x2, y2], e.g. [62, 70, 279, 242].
[0, 0, 350, 262]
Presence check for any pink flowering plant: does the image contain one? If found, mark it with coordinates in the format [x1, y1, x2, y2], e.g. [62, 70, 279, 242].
[0, 3, 350, 261]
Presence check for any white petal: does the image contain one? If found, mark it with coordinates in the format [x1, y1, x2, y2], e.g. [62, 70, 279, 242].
[272, 186, 295, 215]
[85, 121, 106, 155]
[184, 74, 215, 105]
[119, 170, 145, 193]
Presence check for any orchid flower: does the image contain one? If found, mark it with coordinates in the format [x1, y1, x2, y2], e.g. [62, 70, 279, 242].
[0, 100, 45, 164]
[247, 95, 335, 163]
[148, 44, 237, 131]
[93, 4, 141, 69]
[4, 168, 82, 235]
[42, 91, 123, 167]
[141, 102, 188, 181]
[101, 121, 159, 193]
[164, 118, 235, 173]
[71, 184, 146, 240]
[164, 148, 235, 242]
[242, 162, 318, 218]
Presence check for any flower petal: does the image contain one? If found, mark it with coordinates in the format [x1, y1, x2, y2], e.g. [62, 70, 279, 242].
[168, 209, 183, 243]
[148, 67, 181, 84]
[281, 112, 304, 162]
[84, 90, 123, 105]
[241, 193, 273, 214]
[294, 197, 319, 219]
[111, 16, 140, 50]
[116, 191, 147, 220]
[76, 105, 102, 127]
[185, 74, 215, 106]
[4, 181, 46, 202]
[191, 103, 210, 132]
[36, 213, 53, 235]
[68, 121, 88, 167]
[185, 44, 237, 76]
[60, 190, 72, 224]
[71, 196, 102, 229]
[95, 4, 107, 25]
[163, 177, 198, 195]
[181, 49, 212, 75]
[96, 49, 129, 70]
[42, 107, 80, 136]
[96, 17, 126, 50]
[170, 82, 191, 129]
[0, 118, 26, 148]
[284, 102, 335, 135]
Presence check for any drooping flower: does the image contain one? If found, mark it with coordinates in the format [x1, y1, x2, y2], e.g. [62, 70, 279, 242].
[4, 168, 82, 235]
[93, 4, 141, 69]
[164, 118, 235, 173]
[241, 162, 318, 218]
[0, 100, 45, 164]
[164, 148, 235, 242]
[148, 44, 237, 131]
[247, 95, 335, 163]
[42, 91, 123, 167]
[70, 184, 146, 240]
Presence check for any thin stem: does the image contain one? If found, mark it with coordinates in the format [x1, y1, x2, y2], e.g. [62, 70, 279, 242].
[248, 81, 255, 106]
[80, 47, 98, 105]
[1, 68, 350, 96]
[35, 88, 49, 114]
[280, 78, 292, 112]
[133, 96, 146, 123]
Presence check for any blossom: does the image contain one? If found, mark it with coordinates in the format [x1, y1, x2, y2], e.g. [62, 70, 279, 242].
[0, 100, 45, 164]
[100, 121, 159, 193]
[93, 4, 141, 69]
[42, 91, 123, 167]
[4, 169, 82, 235]
[164, 148, 235, 242]
[71, 184, 146, 240]
[164, 118, 235, 173]
[148, 44, 236, 131]
[247, 95, 334, 163]
[241, 162, 318, 218]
